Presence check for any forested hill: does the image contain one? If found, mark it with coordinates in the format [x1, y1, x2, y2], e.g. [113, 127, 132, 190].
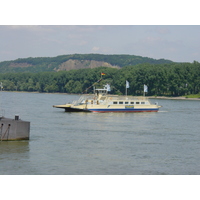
[0, 54, 173, 73]
[1, 62, 199, 96]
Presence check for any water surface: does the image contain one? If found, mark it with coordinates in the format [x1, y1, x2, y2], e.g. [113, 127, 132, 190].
[0, 92, 199, 174]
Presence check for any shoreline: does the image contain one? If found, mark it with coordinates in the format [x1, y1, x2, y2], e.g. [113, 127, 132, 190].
[149, 96, 200, 100]
[1, 91, 200, 100]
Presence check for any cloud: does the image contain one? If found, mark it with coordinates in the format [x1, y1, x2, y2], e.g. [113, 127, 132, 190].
[156, 27, 171, 35]
[92, 46, 100, 52]
[79, 41, 88, 46]
[143, 36, 162, 44]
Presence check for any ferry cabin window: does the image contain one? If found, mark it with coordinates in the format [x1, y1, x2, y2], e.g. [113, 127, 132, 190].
[136, 102, 140, 104]
[130, 102, 134, 104]
[141, 102, 145, 104]
[125, 102, 129, 104]
[113, 101, 118, 104]
[119, 102, 123, 104]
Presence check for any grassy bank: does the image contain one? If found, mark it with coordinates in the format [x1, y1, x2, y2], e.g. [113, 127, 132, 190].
[185, 94, 200, 98]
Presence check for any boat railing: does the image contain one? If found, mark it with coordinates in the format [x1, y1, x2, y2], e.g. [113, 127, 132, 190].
[106, 95, 148, 101]
[73, 94, 95, 106]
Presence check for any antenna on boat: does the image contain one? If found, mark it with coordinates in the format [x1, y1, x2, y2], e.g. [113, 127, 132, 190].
[82, 78, 103, 94]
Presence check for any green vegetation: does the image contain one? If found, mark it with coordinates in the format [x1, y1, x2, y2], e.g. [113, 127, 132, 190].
[185, 94, 200, 98]
[0, 54, 173, 73]
[0, 61, 199, 96]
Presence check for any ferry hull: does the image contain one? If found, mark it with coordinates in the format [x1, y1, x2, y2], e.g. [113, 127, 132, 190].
[88, 108, 159, 113]
[63, 109, 159, 113]
[64, 107, 90, 112]
[53, 104, 160, 113]
[60, 106, 160, 113]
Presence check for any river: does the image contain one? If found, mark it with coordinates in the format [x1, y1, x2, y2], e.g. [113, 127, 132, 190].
[0, 92, 200, 175]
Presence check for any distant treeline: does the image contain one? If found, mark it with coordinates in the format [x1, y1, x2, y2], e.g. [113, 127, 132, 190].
[0, 62, 200, 96]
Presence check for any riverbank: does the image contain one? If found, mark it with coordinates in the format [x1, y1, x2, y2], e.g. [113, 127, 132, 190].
[149, 96, 200, 100]
[1, 90, 200, 100]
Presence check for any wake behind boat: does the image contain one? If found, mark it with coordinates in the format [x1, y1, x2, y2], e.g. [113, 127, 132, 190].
[53, 80, 161, 113]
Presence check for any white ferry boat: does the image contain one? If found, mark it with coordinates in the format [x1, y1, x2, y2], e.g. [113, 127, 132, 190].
[53, 87, 161, 113]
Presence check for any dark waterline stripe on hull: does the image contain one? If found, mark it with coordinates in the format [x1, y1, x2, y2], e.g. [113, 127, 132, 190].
[64, 107, 159, 113]
[89, 109, 159, 113]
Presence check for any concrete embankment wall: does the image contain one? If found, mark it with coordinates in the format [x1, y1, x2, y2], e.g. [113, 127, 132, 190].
[0, 117, 30, 141]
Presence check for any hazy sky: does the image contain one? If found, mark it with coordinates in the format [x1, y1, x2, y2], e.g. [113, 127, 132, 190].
[1, 1, 200, 63]
[1, 25, 200, 63]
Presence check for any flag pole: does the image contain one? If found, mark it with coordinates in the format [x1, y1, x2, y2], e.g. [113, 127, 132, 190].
[125, 80, 129, 97]
[125, 81, 127, 96]
[144, 84, 148, 97]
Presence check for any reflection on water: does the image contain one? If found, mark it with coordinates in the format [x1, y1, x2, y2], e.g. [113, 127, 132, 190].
[0, 141, 29, 156]
[0, 141, 30, 174]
